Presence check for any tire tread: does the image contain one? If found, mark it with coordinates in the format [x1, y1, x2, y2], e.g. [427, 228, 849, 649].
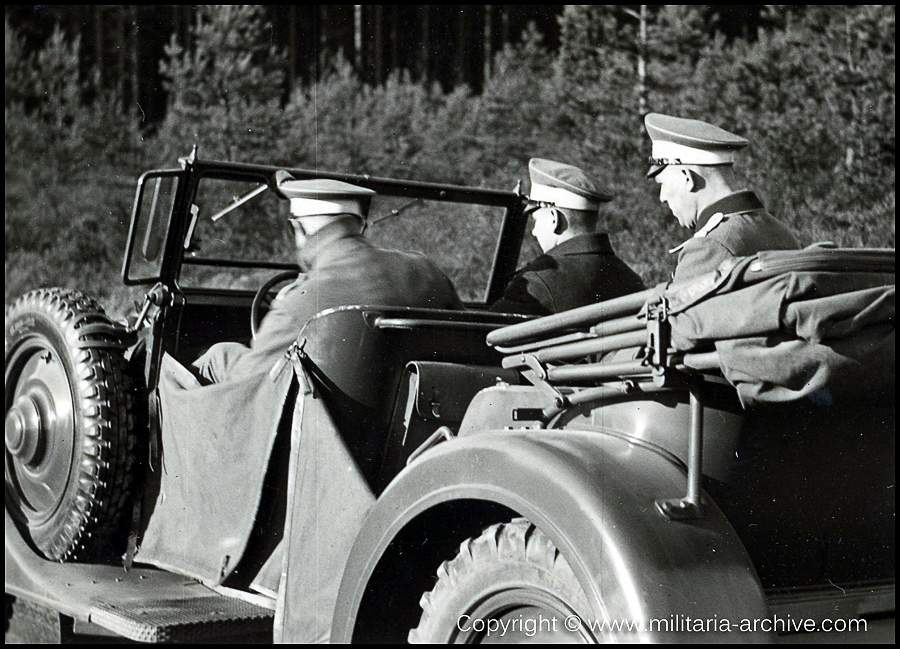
[409, 518, 586, 643]
[6, 288, 136, 562]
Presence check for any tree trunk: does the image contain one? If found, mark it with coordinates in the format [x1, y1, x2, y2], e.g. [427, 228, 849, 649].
[176, 5, 193, 51]
[374, 5, 384, 84]
[173, 5, 181, 45]
[390, 6, 400, 76]
[93, 6, 104, 86]
[354, 5, 363, 73]
[483, 5, 492, 86]
[418, 6, 430, 83]
[843, 14, 858, 173]
[637, 5, 648, 118]
[130, 5, 140, 116]
[455, 8, 468, 87]
[623, 5, 649, 145]
[288, 5, 297, 90]
[318, 5, 328, 77]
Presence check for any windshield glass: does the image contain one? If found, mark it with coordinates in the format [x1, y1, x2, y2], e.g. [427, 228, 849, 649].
[180, 176, 509, 303]
[179, 178, 295, 290]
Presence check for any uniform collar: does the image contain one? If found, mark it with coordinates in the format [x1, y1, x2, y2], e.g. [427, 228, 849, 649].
[668, 191, 764, 255]
[695, 190, 764, 232]
[298, 217, 367, 269]
[547, 232, 613, 256]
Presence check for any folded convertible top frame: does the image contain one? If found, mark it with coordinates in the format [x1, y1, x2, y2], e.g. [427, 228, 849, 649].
[488, 280, 715, 524]
[488, 246, 895, 353]
[486, 246, 895, 522]
[486, 289, 652, 348]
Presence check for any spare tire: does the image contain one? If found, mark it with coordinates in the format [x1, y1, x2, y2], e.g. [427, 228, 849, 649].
[5, 288, 136, 562]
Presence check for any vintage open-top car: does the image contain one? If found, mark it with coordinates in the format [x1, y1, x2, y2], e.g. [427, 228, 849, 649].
[5, 152, 895, 643]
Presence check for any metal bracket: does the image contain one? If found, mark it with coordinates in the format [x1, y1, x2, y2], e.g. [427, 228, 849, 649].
[520, 353, 547, 380]
[645, 298, 670, 361]
[656, 386, 706, 521]
[127, 283, 170, 334]
[516, 353, 569, 412]
[407, 426, 455, 466]
[272, 338, 311, 393]
[642, 296, 674, 387]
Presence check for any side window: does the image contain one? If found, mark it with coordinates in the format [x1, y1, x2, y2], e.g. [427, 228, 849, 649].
[124, 171, 181, 284]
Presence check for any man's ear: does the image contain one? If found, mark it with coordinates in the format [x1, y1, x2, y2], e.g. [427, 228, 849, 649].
[550, 208, 568, 235]
[683, 168, 706, 193]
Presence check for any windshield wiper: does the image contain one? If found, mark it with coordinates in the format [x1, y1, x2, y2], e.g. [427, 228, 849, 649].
[209, 183, 269, 222]
[370, 197, 424, 225]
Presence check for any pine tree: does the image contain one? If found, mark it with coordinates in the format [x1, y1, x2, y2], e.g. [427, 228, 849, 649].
[5, 19, 31, 111]
[820, 6, 895, 188]
[553, 6, 711, 168]
[472, 24, 558, 178]
[555, 5, 639, 165]
[685, 6, 894, 245]
[5, 18, 139, 173]
[158, 5, 287, 161]
[5, 18, 144, 306]
[5, 24, 82, 133]
[645, 5, 709, 116]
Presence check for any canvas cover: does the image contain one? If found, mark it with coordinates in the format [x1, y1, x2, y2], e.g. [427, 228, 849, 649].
[137, 354, 294, 584]
[274, 374, 377, 643]
[137, 350, 377, 642]
[665, 255, 894, 407]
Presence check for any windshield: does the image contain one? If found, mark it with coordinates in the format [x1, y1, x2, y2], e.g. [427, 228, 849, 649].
[179, 175, 512, 304]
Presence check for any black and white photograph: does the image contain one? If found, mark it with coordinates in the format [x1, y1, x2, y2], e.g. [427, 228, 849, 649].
[5, 5, 895, 644]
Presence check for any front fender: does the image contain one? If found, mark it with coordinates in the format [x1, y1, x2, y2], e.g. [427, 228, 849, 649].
[333, 428, 771, 642]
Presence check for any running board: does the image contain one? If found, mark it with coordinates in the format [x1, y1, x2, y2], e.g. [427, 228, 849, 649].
[7, 508, 274, 643]
[89, 587, 273, 643]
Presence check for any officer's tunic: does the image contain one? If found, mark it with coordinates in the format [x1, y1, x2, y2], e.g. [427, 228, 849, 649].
[491, 232, 645, 316]
[672, 190, 800, 283]
[196, 220, 462, 381]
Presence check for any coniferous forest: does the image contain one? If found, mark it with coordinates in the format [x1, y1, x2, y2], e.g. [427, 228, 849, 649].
[5, 6, 896, 313]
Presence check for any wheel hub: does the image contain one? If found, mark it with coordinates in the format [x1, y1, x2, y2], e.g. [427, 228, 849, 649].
[5, 394, 46, 465]
[6, 342, 75, 526]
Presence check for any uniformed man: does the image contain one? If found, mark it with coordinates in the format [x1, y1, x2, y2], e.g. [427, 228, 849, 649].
[645, 113, 800, 283]
[490, 158, 645, 316]
[194, 177, 463, 382]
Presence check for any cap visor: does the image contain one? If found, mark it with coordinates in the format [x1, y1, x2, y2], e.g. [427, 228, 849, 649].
[646, 163, 666, 179]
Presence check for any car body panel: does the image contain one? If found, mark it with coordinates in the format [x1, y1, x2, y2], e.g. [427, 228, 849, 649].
[332, 428, 772, 642]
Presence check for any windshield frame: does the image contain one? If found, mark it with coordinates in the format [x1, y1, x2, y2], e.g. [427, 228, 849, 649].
[123, 157, 528, 306]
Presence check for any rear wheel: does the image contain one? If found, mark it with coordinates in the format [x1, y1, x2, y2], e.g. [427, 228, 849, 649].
[409, 518, 599, 644]
[5, 289, 136, 561]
